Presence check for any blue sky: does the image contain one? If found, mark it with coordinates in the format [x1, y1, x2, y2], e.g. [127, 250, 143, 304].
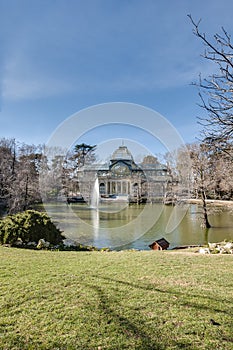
[1, 0, 233, 158]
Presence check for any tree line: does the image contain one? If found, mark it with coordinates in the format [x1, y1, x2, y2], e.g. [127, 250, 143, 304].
[0, 136, 232, 216]
[0, 140, 96, 214]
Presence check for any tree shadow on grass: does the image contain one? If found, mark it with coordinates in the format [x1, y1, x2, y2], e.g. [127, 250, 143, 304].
[82, 274, 233, 349]
[93, 274, 233, 316]
[82, 281, 168, 350]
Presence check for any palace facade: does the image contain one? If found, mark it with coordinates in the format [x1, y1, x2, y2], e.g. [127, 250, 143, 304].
[78, 145, 172, 203]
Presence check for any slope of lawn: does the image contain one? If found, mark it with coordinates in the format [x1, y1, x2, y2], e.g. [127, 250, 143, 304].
[0, 247, 233, 349]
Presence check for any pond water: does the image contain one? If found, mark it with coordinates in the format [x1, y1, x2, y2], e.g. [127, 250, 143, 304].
[42, 202, 233, 250]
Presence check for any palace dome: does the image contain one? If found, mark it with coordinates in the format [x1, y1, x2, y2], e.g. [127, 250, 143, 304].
[111, 145, 133, 161]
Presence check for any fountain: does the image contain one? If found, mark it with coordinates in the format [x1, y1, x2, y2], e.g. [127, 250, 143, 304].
[90, 177, 100, 209]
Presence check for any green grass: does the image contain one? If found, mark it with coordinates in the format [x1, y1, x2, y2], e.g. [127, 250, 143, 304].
[0, 247, 233, 349]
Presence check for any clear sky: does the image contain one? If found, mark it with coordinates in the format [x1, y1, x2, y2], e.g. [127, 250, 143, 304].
[1, 0, 233, 158]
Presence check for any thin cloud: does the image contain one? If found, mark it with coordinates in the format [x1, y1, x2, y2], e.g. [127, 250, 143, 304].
[2, 76, 73, 101]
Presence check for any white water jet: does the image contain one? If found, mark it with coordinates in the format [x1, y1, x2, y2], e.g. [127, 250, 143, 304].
[90, 177, 100, 209]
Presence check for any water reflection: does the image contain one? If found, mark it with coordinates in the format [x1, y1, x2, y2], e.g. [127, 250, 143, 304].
[40, 202, 233, 250]
[91, 208, 99, 246]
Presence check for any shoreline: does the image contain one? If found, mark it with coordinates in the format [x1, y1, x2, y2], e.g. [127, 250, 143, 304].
[182, 198, 233, 207]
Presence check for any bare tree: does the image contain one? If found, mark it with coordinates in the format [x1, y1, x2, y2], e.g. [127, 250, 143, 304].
[188, 143, 212, 228]
[0, 139, 17, 211]
[167, 144, 211, 228]
[40, 143, 97, 202]
[0, 139, 43, 214]
[204, 141, 233, 199]
[189, 15, 233, 147]
[8, 144, 42, 213]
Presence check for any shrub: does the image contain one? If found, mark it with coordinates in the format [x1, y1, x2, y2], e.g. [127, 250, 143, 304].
[0, 210, 64, 246]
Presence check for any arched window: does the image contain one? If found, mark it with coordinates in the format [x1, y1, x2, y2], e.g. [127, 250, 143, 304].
[99, 183, 106, 194]
[132, 183, 138, 195]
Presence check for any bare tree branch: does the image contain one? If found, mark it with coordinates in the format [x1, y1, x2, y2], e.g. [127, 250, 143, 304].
[188, 15, 233, 145]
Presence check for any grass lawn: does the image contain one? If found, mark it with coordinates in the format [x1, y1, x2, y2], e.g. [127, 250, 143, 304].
[0, 247, 233, 349]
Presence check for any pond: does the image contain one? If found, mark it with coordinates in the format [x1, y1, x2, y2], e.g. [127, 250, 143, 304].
[41, 202, 233, 250]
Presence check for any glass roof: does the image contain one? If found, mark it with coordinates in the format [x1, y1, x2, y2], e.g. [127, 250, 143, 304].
[111, 146, 133, 161]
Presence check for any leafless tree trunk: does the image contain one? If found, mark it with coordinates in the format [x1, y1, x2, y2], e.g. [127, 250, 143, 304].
[200, 187, 211, 228]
